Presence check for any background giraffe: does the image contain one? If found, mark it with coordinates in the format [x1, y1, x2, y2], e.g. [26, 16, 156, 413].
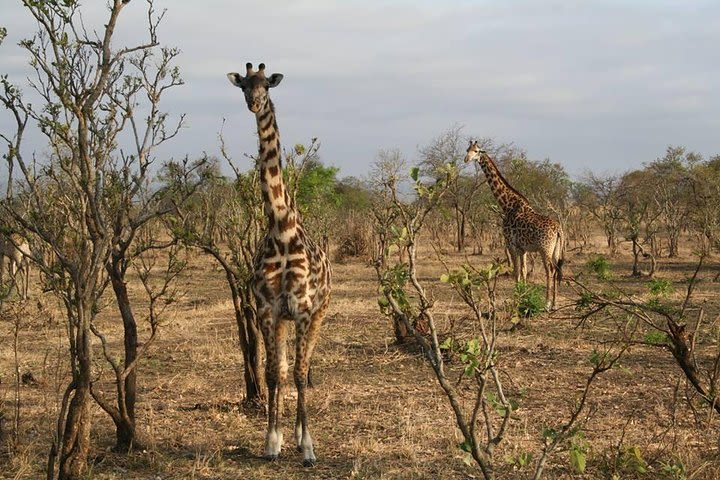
[227, 63, 331, 466]
[0, 232, 31, 300]
[464, 140, 565, 310]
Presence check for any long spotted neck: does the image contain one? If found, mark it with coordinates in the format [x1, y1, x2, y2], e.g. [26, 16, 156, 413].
[256, 98, 298, 240]
[478, 154, 531, 213]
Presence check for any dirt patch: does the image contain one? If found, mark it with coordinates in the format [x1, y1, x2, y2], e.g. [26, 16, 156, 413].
[1, 239, 720, 479]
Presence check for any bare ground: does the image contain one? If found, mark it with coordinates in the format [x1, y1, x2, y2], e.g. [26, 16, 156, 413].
[1, 240, 720, 479]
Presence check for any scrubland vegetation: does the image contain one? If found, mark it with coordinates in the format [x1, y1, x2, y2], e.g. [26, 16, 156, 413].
[2, 2, 720, 479]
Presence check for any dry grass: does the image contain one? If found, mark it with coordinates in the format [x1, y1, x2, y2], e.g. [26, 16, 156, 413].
[1, 237, 720, 479]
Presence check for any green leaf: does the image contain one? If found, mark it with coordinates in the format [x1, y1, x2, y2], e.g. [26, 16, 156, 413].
[439, 337, 454, 350]
[570, 448, 586, 473]
[409, 166, 420, 182]
[505, 452, 533, 468]
[627, 446, 648, 473]
[517, 452, 533, 467]
[440, 273, 450, 283]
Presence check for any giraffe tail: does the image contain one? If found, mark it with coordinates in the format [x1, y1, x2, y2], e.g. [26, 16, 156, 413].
[553, 228, 566, 282]
[279, 292, 292, 318]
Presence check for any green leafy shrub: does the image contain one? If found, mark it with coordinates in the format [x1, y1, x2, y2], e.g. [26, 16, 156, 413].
[648, 278, 673, 296]
[569, 434, 588, 474]
[587, 255, 611, 280]
[644, 330, 669, 346]
[514, 282, 546, 317]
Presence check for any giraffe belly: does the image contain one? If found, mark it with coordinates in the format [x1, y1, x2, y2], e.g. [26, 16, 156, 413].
[252, 234, 331, 318]
[504, 219, 553, 252]
[252, 267, 320, 318]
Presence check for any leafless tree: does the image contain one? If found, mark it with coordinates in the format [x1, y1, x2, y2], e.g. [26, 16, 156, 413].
[174, 151, 268, 405]
[0, 0, 189, 476]
[419, 126, 487, 252]
[616, 170, 660, 277]
[369, 149, 406, 269]
[647, 146, 697, 257]
[574, 173, 624, 255]
[91, 222, 187, 450]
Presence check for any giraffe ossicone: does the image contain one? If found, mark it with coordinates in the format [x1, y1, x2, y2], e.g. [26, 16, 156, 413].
[227, 62, 331, 467]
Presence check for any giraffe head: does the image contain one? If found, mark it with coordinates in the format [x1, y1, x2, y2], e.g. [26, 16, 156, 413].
[227, 62, 284, 113]
[464, 140, 486, 164]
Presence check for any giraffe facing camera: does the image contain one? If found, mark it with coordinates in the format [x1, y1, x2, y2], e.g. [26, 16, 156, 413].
[227, 62, 283, 113]
[227, 62, 332, 467]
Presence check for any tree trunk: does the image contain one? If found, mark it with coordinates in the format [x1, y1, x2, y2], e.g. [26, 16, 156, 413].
[631, 238, 641, 277]
[108, 260, 138, 452]
[58, 384, 92, 480]
[226, 270, 266, 404]
[239, 302, 266, 403]
[455, 209, 466, 252]
[58, 312, 92, 480]
[375, 234, 388, 269]
[606, 231, 617, 255]
[646, 252, 656, 278]
[650, 235, 660, 258]
[393, 315, 410, 344]
[668, 232, 679, 257]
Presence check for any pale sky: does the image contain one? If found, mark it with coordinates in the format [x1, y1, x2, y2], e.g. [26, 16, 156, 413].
[1, 0, 719, 180]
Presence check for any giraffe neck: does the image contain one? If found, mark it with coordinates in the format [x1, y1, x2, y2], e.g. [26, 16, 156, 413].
[478, 155, 531, 213]
[255, 98, 298, 240]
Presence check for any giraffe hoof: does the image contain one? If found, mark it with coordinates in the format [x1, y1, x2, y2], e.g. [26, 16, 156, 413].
[265, 454, 279, 462]
[303, 458, 317, 468]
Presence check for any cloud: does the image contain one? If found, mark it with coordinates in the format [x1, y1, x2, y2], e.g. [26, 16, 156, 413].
[1, 0, 719, 182]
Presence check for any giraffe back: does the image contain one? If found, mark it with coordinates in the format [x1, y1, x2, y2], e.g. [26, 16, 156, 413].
[503, 205, 561, 254]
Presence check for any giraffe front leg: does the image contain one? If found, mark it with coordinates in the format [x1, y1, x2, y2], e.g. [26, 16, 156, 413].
[267, 317, 289, 460]
[258, 308, 283, 461]
[264, 378, 282, 461]
[509, 247, 521, 283]
[276, 318, 289, 441]
[264, 353, 282, 460]
[294, 308, 325, 466]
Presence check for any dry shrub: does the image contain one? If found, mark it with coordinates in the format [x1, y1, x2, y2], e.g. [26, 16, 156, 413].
[334, 211, 373, 263]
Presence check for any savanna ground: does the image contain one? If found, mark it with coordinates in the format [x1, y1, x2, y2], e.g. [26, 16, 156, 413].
[1, 235, 720, 479]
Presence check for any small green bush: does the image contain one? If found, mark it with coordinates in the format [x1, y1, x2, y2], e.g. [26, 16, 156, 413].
[587, 255, 611, 280]
[648, 278, 673, 296]
[514, 282, 546, 317]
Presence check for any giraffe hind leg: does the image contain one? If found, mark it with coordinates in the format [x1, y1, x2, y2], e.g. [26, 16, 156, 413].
[541, 252, 555, 311]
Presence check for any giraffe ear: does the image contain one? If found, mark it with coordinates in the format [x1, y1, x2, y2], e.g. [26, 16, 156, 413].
[227, 72, 244, 87]
[267, 73, 284, 88]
